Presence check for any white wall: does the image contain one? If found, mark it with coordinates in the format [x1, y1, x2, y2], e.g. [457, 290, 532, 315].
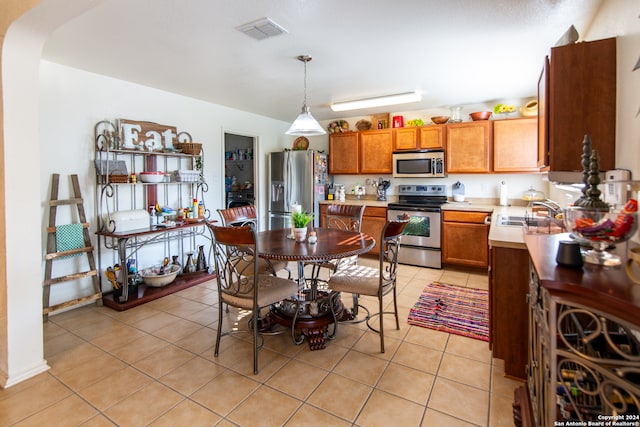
[584, 0, 640, 177]
[39, 61, 292, 307]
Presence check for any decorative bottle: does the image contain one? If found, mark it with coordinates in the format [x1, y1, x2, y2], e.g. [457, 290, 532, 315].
[192, 198, 198, 218]
[172, 255, 181, 274]
[184, 252, 195, 273]
[198, 201, 204, 218]
[196, 245, 207, 271]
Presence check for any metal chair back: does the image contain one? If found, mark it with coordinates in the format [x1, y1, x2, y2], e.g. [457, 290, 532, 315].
[325, 204, 365, 232]
[218, 205, 257, 228]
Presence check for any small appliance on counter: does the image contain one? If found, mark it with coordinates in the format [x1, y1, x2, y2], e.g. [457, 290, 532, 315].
[603, 169, 632, 209]
[452, 181, 465, 202]
[106, 210, 151, 233]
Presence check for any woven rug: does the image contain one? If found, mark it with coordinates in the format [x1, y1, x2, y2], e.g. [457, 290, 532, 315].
[408, 282, 489, 342]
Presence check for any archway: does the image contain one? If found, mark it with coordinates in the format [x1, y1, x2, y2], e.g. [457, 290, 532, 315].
[0, 0, 102, 388]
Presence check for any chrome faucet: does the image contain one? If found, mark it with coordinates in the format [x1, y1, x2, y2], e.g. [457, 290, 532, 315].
[531, 200, 562, 218]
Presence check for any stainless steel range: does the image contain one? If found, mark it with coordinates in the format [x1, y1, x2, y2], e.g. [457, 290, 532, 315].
[387, 184, 447, 269]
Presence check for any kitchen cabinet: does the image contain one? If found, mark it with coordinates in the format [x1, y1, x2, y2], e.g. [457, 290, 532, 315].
[393, 127, 419, 151]
[94, 121, 212, 310]
[329, 129, 392, 175]
[361, 206, 387, 254]
[542, 37, 616, 172]
[419, 125, 445, 150]
[359, 129, 393, 174]
[492, 118, 538, 173]
[319, 203, 385, 254]
[393, 126, 445, 151]
[445, 121, 492, 173]
[329, 132, 359, 174]
[518, 233, 640, 427]
[442, 210, 490, 268]
[489, 246, 529, 380]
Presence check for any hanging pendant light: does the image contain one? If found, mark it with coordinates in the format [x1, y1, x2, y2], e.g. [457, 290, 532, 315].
[286, 55, 326, 136]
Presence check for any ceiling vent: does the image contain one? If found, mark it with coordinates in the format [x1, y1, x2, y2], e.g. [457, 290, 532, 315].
[236, 17, 288, 40]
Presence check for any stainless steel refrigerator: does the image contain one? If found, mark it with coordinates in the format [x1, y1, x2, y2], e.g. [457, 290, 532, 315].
[268, 150, 329, 229]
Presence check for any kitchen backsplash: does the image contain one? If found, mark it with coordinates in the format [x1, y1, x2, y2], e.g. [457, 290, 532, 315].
[331, 173, 547, 203]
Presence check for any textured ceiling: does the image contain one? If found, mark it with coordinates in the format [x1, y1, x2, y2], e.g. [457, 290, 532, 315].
[40, 0, 603, 122]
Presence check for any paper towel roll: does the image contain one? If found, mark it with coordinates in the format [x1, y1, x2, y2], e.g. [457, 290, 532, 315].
[499, 181, 508, 206]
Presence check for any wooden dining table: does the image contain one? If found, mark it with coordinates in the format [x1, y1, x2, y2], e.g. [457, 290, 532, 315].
[258, 227, 375, 350]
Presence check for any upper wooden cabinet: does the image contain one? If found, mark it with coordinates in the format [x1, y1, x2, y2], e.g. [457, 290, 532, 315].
[329, 129, 392, 174]
[393, 127, 419, 151]
[392, 125, 444, 151]
[359, 129, 393, 174]
[329, 132, 359, 174]
[546, 37, 616, 171]
[493, 117, 538, 173]
[445, 121, 492, 173]
[419, 125, 445, 150]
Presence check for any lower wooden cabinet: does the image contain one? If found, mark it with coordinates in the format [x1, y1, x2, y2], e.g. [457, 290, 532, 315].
[442, 210, 490, 268]
[361, 206, 387, 254]
[319, 203, 385, 254]
[489, 245, 529, 380]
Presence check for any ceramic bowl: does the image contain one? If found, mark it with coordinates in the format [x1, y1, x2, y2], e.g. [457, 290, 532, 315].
[139, 264, 181, 287]
[469, 111, 492, 121]
[519, 100, 538, 117]
[139, 171, 165, 183]
[431, 116, 450, 125]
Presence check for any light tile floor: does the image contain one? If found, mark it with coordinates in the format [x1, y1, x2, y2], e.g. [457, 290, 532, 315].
[0, 259, 522, 426]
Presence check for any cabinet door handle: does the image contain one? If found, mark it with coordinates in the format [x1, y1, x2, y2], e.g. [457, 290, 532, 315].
[484, 216, 491, 225]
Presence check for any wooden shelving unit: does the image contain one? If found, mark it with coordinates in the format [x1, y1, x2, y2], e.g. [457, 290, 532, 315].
[102, 270, 215, 311]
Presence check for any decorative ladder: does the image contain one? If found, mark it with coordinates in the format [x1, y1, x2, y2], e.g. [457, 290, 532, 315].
[43, 174, 102, 321]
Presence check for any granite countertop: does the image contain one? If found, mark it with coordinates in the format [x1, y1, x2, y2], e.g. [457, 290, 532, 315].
[318, 196, 393, 208]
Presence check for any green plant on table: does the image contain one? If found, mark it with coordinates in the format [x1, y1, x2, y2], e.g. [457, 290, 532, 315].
[292, 210, 314, 228]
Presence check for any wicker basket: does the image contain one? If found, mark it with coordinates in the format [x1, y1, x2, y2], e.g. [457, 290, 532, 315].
[176, 142, 202, 155]
[104, 174, 129, 184]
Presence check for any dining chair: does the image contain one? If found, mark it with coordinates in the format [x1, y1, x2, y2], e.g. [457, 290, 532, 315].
[310, 204, 365, 282]
[209, 224, 299, 374]
[327, 215, 410, 353]
[217, 206, 291, 279]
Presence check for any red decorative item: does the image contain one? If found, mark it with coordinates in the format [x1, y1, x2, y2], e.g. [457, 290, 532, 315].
[392, 116, 404, 128]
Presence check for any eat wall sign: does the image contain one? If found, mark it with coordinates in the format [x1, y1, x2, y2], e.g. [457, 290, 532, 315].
[118, 119, 190, 151]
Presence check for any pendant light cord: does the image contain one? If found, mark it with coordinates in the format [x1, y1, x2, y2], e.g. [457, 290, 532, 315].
[298, 55, 311, 109]
[303, 58, 308, 107]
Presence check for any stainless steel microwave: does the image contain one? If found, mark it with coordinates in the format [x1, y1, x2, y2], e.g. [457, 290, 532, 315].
[392, 151, 446, 178]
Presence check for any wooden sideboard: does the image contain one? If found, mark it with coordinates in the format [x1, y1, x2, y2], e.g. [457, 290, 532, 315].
[515, 233, 640, 426]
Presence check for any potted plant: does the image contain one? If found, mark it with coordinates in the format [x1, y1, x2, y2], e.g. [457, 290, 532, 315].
[291, 210, 313, 242]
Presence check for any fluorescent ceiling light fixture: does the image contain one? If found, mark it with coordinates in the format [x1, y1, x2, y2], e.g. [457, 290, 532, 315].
[236, 17, 288, 40]
[286, 55, 326, 136]
[330, 91, 422, 112]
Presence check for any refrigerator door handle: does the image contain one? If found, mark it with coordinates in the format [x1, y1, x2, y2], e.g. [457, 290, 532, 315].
[271, 183, 283, 202]
[284, 151, 292, 212]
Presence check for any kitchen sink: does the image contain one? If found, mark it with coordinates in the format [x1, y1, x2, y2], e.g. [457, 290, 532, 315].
[495, 214, 566, 234]
[496, 215, 526, 227]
